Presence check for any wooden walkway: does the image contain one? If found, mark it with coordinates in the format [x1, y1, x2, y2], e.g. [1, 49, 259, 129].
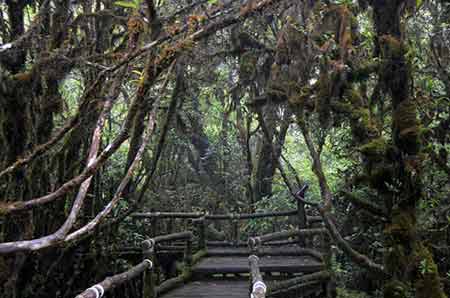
[160, 279, 249, 298]
[157, 244, 326, 298]
[193, 255, 323, 275]
[77, 206, 332, 298]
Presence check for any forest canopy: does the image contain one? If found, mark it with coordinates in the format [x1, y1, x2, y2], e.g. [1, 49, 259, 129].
[0, 0, 449, 298]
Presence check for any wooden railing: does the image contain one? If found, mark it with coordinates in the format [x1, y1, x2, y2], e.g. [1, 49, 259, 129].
[248, 228, 333, 298]
[76, 207, 329, 298]
[141, 231, 206, 298]
[131, 206, 321, 247]
[75, 259, 153, 298]
[249, 255, 266, 298]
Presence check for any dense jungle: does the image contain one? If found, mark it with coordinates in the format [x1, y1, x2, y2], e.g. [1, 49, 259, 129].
[0, 0, 449, 298]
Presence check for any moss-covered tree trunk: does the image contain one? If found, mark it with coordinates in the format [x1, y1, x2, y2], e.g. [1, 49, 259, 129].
[370, 1, 447, 297]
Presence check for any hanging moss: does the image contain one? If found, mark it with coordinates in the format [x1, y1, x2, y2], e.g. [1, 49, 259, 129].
[393, 100, 420, 155]
[379, 34, 411, 103]
[315, 72, 333, 128]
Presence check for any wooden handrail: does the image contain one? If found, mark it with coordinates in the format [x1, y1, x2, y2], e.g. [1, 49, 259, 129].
[270, 270, 330, 293]
[75, 259, 152, 298]
[249, 255, 266, 298]
[141, 231, 194, 298]
[248, 228, 327, 252]
[134, 212, 205, 219]
[143, 231, 193, 247]
[132, 210, 302, 220]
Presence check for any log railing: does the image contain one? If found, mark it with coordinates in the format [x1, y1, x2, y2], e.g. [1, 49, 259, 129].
[248, 228, 327, 253]
[141, 231, 197, 298]
[75, 259, 153, 298]
[76, 206, 327, 298]
[131, 208, 323, 247]
[248, 227, 332, 298]
[249, 255, 266, 298]
[132, 210, 298, 220]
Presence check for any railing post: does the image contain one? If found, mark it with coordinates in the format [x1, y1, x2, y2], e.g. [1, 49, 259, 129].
[232, 215, 239, 245]
[248, 237, 261, 255]
[142, 240, 156, 298]
[150, 217, 158, 237]
[167, 218, 174, 235]
[297, 200, 307, 246]
[322, 230, 337, 298]
[184, 234, 193, 271]
[295, 185, 308, 247]
[195, 217, 206, 250]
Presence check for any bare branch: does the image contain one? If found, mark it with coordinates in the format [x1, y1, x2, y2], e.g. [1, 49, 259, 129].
[297, 120, 386, 276]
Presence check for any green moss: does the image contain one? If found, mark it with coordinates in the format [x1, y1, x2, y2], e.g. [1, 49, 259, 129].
[350, 61, 379, 82]
[239, 51, 257, 80]
[384, 210, 416, 241]
[316, 73, 332, 127]
[359, 137, 387, 158]
[413, 244, 448, 298]
[384, 280, 408, 298]
[382, 212, 447, 298]
[393, 100, 420, 155]
[366, 165, 393, 192]
[384, 242, 448, 298]
[336, 288, 370, 298]
[346, 88, 363, 106]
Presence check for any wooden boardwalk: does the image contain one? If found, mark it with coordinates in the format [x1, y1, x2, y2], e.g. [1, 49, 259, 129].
[193, 255, 323, 275]
[79, 208, 331, 298]
[159, 280, 249, 298]
[157, 245, 326, 298]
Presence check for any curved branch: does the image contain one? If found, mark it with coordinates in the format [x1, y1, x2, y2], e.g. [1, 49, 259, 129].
[298, 120, 387, 276]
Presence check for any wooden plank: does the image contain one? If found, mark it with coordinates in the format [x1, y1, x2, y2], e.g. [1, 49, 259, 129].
[206, 246, 323, 260]
[159, 280, 249, 298]
[192, 256, 324, 275]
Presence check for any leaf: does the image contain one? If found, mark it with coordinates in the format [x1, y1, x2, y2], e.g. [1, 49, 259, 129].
[208, 0, 218, 4]
[114, 1, 137, 9]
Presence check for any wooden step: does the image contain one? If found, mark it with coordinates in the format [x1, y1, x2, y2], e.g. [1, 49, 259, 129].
[206, 246, 323, 259]
[159, 279, 249, 298]
[192, 256, 324, 276]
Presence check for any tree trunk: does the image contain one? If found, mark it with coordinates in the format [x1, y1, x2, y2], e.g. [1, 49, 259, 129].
[371, 1, 447, 297]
